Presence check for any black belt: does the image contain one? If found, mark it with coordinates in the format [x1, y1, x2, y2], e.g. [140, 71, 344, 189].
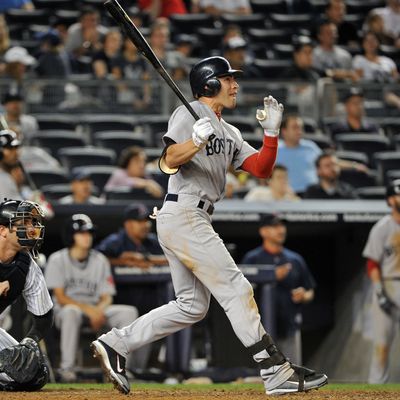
[165, 193, 214, 215]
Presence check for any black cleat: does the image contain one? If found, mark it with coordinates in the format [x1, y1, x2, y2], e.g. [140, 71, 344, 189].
[91, 339, 130, 394]
[266, 370, 328, 396]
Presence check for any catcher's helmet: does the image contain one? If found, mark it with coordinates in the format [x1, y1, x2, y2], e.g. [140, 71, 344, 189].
[0, 199, 45, 257]
[189, 56, 242, 99]
[386, 179, 400, 198]
[0, 130, 20, 161]
[63, 214, 95, 247]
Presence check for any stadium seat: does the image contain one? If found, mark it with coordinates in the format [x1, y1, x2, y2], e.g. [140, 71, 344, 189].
[302, 133, 333, 150]
[253, 59, 293, 78]
[220, 14, 266, 31]
[272, 44, 294, 60]
[250, 0, 288, 14]
[169, 14, 215, 35]
[335, 150, 369, 166]
[140, 115, 170, 146]
[224, 116, 256, 132]
[373, 151, 400, 185]
[150, 170, 170, 192]
[386, 170, 400, 184]
[339, 169, 378, 189]
[355, 186, 386, 200]
[5, 9, 50, 25]
[144, 147, 163, 163]
[71, 165, 117, 192]
[345, 0, 385, 15]
[242, 133, 262, 148]
[247, 28, 293, 45]
[94, 131, 147, 158]
[104, 187, 160, 201]
[58, 147, 117, 170]
[302, 117, 320, 133]
[335, 134, 391, 167]
[28, 167, 69, 189]
[41, 183, 72, 200]
[31, 131, 87, 158]
[197, 27, 224, 53]
[269, 13, 311, 32]
[33, 0, 76, 9]
[36, 114, 79, 131]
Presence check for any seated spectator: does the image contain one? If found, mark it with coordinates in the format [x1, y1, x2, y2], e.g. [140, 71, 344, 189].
[384, 86, 400, 110]
[59, 171, 105, 205]
[303, 151, 358, 199]
[138, 0, 187, 20]
[221, 24, 243, 47]
[45, 214, 140, 382]
[105, 146, 164, 199]
[330, 87, 381, 136]
[93, 29, 122, 79]
[194, 0, 252, 16]
[223, 36, 261, 78]
[363, 13, 395, 46]
[0, 14, 10, 59]
[1, 92, 38, 144]
[241, 213, 315, 365]
[0, 0, 34, 12]
[65, 6, 108, 71]
[324, 0, 359, 48]
[168, 34, 196, 80]
[244, 165, 300, 202]
[369, 0, 400, 47]
[96, 203, 167, 268]
[35, 30, 70, 78]
[313, 20, 359, 82]
[353, 31, 399, 83]
[276, 115, 322, 195]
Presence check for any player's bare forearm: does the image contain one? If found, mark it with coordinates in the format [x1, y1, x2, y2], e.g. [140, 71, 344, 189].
[164, 140, 203, 168]
[97, 294, 112, 310]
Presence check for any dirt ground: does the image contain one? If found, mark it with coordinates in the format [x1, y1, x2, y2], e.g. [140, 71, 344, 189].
[0, 389, 399, 400]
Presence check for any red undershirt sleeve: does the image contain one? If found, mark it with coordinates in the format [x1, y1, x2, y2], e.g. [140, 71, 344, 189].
[366, 258, 380, 278]
[240, 136, 278, 178]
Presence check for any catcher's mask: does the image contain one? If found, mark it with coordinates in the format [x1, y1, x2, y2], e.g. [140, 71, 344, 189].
[0, 199, 45, 258]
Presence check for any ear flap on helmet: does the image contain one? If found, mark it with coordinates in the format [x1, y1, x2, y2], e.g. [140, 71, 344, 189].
[203, 78, 221, 97]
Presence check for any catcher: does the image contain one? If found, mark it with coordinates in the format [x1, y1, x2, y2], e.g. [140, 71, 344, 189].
[0, 199, 53, 391]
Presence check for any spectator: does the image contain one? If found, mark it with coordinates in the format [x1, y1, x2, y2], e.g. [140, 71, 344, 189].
[276, 115, 322, 195]
[59, 171, 105, 205]
[223, 36, 261, 78]
[330, 87, 381, 137]
[45, 214, 139, 382]
[104, 146, 164, 199]
[168, 34, 196, 80]
[244, 165, 300, 202]
[96, 203, 167, 268]
[0, 129, 22, 201]
[112, 36, 151, 110]
[35, 29, 70, 78]
[0, 0, 34, 12]
[1, 92, 38, 144]
[93, 29, 122, 79]
[353, 31, 399, 83]
[65, 6, 108, 70]
[364, 13, 395, 46]
[2, 47, 36, 94]
[303, 151, 358, 199]
[241, 213, 316, 365]
[0, 14, 10, 58]
[369, 0, 400, 46]
[313, 20, 359, 81]
[324, 0, 359, 48]
[195, 0, 252, 16]
[138, 0, 187, 20]
[221, 24, 243, 46]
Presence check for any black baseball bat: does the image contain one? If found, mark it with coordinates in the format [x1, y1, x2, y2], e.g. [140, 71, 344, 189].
[104, 0, 200, 121]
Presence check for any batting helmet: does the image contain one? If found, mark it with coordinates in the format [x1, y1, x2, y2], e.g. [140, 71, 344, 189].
[0, 199, 45, 257]
[0, 130, 20, 161]
[386, 179, 400, 198]
[189, 56, 242, 99]
[63, 214, 95, 247]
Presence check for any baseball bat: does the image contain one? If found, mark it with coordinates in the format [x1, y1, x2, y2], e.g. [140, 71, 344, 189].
[104, 0, 200, 121]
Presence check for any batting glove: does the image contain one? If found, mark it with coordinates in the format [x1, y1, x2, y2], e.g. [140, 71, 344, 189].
[256, 95, 284, 137]
[192, 117, 215, 148]
[374, 282, 396, 317]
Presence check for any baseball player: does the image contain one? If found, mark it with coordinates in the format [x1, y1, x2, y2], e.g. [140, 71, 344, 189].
[0, 199, 53, 391]
[91, 56, 328, 395]
[45, 214, 139, 382]
[363, 179, 400, 383]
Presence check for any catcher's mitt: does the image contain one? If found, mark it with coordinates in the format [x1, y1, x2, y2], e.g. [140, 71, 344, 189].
[0, 338, 42, 383]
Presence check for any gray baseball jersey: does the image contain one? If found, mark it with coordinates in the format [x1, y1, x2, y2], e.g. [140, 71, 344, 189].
[45, 248, 116, 306]
[363, 215, 400, 279]
[164, 101, 257, 203]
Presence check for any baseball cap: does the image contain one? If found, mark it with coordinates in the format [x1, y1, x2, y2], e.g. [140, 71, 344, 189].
[293, 35, 314, 52]
[70, 170, 91, 181]
[224, 36, 247, 52]
[0, 130, 21, 148]
[123, 204, 149, 221]
[259, 213, 287, 227]
[343, 87, 364, 102]
[2, 92, 23, 105]
[4, 46, 35, 66]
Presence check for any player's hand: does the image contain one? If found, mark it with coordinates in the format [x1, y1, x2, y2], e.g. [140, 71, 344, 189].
[374, 282, 396, 317]
[192, 117, 215, 148]
[256, 95, 284, 137]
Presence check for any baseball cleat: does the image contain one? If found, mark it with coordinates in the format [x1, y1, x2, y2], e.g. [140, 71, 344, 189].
[91, 340, 130, 394]
[266, 371, 328, 396]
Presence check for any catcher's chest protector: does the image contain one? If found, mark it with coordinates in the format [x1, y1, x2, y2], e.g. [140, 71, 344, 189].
[0, 252, 30, 313]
